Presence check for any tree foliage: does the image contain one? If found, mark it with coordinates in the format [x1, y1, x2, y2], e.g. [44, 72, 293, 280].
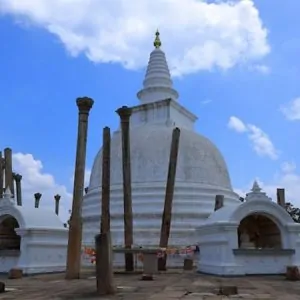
[285, 202, 300, 223]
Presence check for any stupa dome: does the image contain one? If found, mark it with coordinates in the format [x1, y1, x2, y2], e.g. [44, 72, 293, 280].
[89, 124, 232, 191]
[82, 31, 239, 253]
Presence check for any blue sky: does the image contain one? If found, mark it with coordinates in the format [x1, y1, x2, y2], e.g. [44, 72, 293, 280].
[1, 0, 300, 215]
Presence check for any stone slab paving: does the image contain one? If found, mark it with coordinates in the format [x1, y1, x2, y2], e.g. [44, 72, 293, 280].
[0, 271, 300, 299]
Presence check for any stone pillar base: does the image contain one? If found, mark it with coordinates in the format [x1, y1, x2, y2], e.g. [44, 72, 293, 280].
[8, 268, 23, 279]
[183, 258, 193, 270]
[286, 266, 300, 281]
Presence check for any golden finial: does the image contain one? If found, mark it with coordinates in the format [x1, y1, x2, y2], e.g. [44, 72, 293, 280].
[154, 29, 161, 49]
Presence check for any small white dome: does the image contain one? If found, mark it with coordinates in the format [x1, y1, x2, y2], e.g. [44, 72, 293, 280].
[89, 124, 233, 191]
[0, 205, 66, 229]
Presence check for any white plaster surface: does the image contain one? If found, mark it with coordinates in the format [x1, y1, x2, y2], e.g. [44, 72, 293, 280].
[82, 41, 239, 260]
[137, 48, 179, 104]
[0, 253, 19, 273]
[0, 189, 68, 274]
[82, 117, 239, 251]
[196, 182, 300, 276]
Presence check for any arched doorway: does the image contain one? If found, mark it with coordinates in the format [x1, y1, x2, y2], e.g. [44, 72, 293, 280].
[0, 215, 21, 251]
[237, 214, 281, 249]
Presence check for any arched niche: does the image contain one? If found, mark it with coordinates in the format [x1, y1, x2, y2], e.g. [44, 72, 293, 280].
[237, 213, 282, 249]
[0, 214, 21, 251]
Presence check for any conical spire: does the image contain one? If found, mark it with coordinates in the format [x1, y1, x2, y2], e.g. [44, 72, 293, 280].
[137, 30, 179, 104]
[251, 180, 261, 193]
[245, 180, 271, 202]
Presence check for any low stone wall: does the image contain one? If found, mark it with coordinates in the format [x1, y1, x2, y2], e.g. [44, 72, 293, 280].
[82, 246, 199, 269]
[113, 252, 197, 268]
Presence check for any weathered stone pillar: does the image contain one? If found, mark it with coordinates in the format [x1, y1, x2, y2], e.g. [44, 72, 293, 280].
[277, 188, 285, 208]
[54, 194, 61, 215]
[0, 151, 3, 199]
[214, 195, 224, 211]
[66, 96, 94, 280]
[116, 106, 134, 272]
[101, 126, 111, 234]
[34, 193, 42, 208]
[13, 173, 22, 206]
[4, 148, 14, 196]
[158, 127, 181, 271]
[95, 233, 115, 294]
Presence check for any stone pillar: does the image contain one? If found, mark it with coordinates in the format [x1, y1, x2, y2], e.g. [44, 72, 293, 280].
[54, 194, 61, 215]
[4, 148, 14, 196]
[116, 106, 134, 272]
[101, 127, 111, 234]
[95, 233, 115, 295]
[277, 188, 285, 208]
[214, 195, 224, 211]
[34, 193, 42, 208]
[66, 96, 94, 280]
[13, 173, 22, 206]
[158, 127, 181, 271]
[0, 151, 3, 199]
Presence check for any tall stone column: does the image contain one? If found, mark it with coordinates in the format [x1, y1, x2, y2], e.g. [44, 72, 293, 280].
[34, 193, 42, 208]
[158, 127, 180, 271]
[14, 173, 22, 206]
[4, 148, 14, 196]
[116, 106, 134, 272]
[0, 151, 3, 199]
[95, 126, 114, 294]
[54, 194, 61, 215]
[66, 96, 94, 280]
[277, 188, 285, 208]
[101, 126, 111, 234]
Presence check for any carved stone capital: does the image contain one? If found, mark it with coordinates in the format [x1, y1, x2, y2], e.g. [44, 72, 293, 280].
[76, 97, 94, 113]
[54, 194, 61, 202]
[13, 173, 22, 182]
[34, 192, 42, 200]
[116, 106, 132, 121]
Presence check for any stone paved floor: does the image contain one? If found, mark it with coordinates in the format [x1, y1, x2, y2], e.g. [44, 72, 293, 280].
[0, 270, 300, 299]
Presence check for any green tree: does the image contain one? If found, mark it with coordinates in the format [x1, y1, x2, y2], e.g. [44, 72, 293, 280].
[285, 202, 300, 223]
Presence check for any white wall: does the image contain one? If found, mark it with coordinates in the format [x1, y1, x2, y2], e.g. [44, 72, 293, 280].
[0, 251, 19, 273]
[16, 228, 68, 274]
[234, 253, 292, 274]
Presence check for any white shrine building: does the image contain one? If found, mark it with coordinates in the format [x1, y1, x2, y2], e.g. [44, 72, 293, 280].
[82, 31, 240, 250]
[0, 188, 68, 274]
[197, 181, 300, 276]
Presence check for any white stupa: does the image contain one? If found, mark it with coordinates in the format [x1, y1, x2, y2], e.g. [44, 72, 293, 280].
[82, 31, 240, 249]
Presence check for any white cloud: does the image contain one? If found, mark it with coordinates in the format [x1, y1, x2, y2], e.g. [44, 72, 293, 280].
[251, 64, 270, 74]
[11, 153, 72, 222]
[247, 124, 278, 160]
[281, 161, 296, 174]
[227, 116, 278, 160]
[10, 153, 92, 223]
[0, 0, 270, 76]
[200, 99, 212, 105]
[280, 97, 300, 121]
[235, 162, 300, 208]
[228, 116, 247, 133]
[70, 168, 91, 189]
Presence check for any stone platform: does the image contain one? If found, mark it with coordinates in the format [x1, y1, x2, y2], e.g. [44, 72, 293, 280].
[1, 269, 300, 299]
